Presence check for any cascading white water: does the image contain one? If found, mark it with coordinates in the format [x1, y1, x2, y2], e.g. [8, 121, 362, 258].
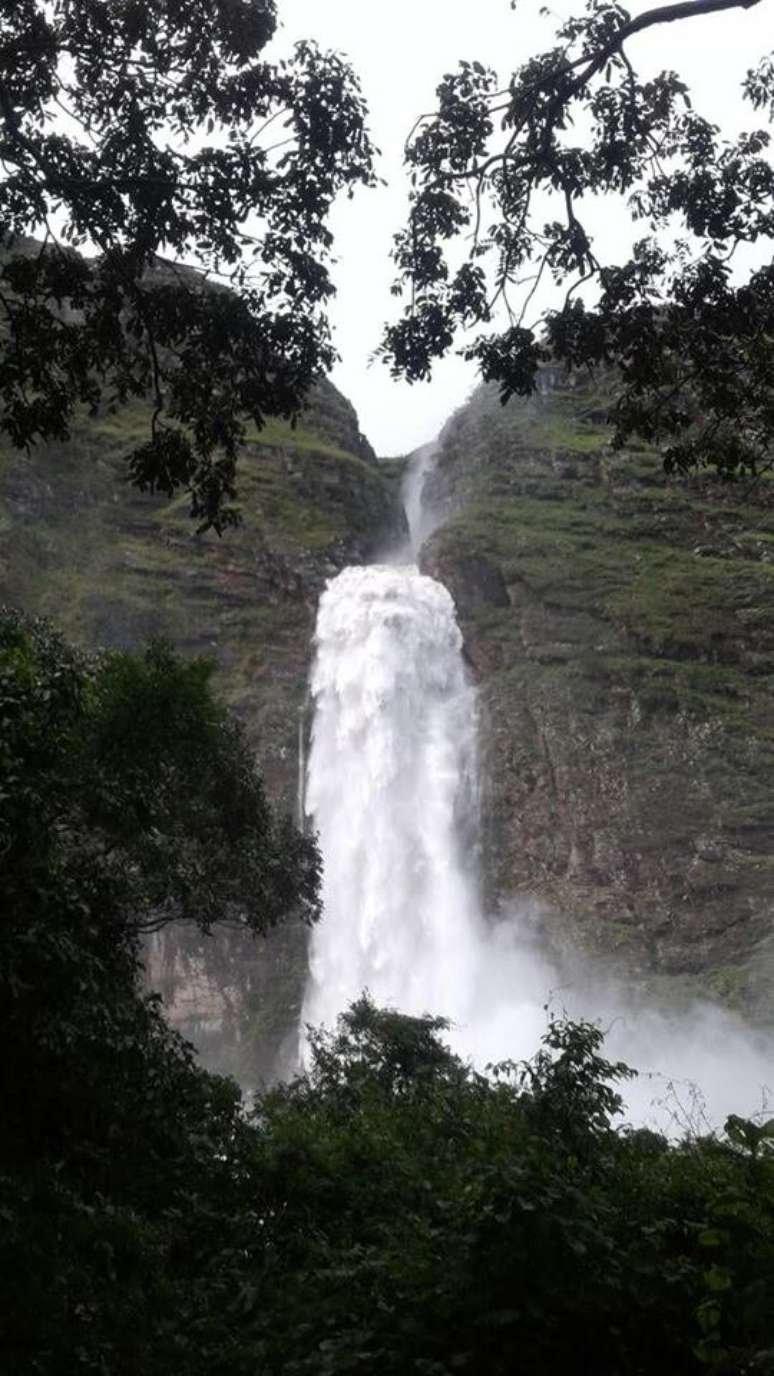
[301, 564, 484, 1032]
[301, 560, 773, 1129]
[401, 442, 438, 553]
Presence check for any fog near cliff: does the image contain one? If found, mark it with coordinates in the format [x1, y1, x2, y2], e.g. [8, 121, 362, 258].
[445, 904, 773, 1133]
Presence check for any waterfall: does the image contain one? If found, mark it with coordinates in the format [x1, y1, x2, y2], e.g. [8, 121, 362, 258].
[401, 442, 437, 553]
[298, 424, 773, 1123]
[301, 564, 483, 1033]
[296, 692, 309, 828]
[300, 566, 773, 1129]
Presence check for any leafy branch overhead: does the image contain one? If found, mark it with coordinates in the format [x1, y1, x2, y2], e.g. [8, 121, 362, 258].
[383, 0, 774, 482]
[0, 0, 375, 530]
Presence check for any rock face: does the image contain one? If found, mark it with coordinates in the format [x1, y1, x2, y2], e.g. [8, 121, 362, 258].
[420, 380, 774, 1018]
[0, 379, 406, 1080]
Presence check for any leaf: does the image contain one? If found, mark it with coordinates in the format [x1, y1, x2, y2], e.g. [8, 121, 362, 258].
[703, 1267, 732, 1294]
[698, 1229, 723, 1249]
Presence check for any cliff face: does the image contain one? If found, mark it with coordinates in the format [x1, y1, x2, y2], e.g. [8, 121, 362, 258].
[5, 350, 774, 1066]
[0, 380, 406, 1079]
[420, 381, 774, 1018]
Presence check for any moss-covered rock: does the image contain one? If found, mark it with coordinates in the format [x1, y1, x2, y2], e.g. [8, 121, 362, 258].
[0, 378, 406, 1082]
[421, 380, 774, 1017]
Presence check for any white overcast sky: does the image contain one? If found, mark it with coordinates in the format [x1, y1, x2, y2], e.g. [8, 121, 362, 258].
[272, 1, 771, 455]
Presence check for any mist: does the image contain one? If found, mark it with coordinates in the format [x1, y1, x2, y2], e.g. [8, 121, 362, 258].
[442, 903, 773, 1133]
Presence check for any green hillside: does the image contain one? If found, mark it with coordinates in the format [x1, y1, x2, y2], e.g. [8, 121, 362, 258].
[422, 379, 774, 1015]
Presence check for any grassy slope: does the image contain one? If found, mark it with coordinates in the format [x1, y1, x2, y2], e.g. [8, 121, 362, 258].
[438, 384, 774, 723]
[0, 388, 398, 782]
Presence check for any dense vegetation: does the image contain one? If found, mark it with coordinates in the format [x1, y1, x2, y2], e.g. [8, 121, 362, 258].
[3, 611, 773, 1374]
[5, 884, 774, 1376]
[0, 608, 316, 1364]
[0, 0, 374, 528]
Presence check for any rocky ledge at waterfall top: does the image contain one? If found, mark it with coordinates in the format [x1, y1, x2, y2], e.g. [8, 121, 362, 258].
[419, 378, 774, 1020]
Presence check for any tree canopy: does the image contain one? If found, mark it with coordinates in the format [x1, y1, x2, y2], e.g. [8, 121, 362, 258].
[6, 975, 774, 1375]
[383, 0, 774, 484]
[1, 609, 320, 939]
[0, 0, 374, 530]
[0, 607, 323, 1369]
[4, 0, 773, 503]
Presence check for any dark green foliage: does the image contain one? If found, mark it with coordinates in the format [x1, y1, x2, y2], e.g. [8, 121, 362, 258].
[3, 623, 774, 1375]
[383, 0, 774, 486]
[0, 606, 321, 1371]
[238, 999, 774, 1376]
[0, 608, 321, 937]
[5, 877, 774, 1376]
[0, 1, 375, 529]
[0, 607, 319, 1159]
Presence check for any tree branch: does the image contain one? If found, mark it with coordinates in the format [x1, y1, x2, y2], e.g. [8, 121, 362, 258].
[0, 77, 177, 196]
[567, 0, 764, 101]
